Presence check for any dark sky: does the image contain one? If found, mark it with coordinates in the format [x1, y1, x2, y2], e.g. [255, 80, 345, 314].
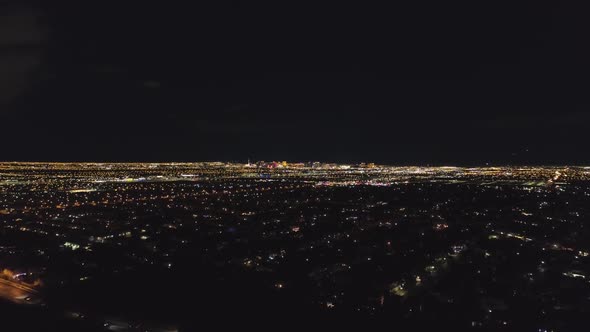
[1, 1, 589, 164]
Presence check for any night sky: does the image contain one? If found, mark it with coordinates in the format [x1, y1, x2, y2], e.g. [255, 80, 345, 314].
[1, 1, 589, 164]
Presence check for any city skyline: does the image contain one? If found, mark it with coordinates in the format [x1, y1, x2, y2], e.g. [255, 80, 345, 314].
[1, 2, 589, 330]
[1, 162, 589, 330]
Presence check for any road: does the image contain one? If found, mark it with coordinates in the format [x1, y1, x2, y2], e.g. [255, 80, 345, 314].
[0, 277, 41, 304]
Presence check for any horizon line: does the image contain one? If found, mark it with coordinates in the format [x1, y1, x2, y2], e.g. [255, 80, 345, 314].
[0, 161, 589, 168]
